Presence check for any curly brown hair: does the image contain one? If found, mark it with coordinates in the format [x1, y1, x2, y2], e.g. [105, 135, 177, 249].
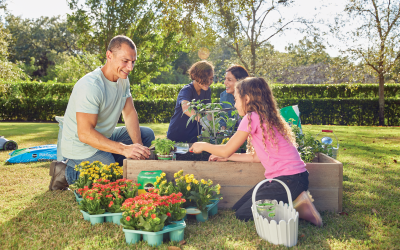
[235, 77, 297, 153]
[188, 61, 214, 86]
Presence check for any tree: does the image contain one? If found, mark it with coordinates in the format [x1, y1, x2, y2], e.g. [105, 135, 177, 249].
[334, 0, 400, 125]
[204, 0, 308, 76]
[67, 0, 187, 84]
[5, 15, 80, 79]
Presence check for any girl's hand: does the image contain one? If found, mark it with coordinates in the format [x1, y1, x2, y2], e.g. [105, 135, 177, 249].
[189, 142, 207, 154]
[209, 154, 228, 162]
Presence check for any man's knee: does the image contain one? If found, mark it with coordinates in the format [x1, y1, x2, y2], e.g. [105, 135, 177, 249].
[140, 127, 155, 147]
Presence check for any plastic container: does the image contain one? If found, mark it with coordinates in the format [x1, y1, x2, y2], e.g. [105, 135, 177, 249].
[251, 179, 299, 247]
[122, 220, 186, 247]
[315, 130, 339, 159]
[185, 199, 220, 222]
[137, 170, 162, 195]
[73, 190, 83, 204]
[80, 210, 123, 225]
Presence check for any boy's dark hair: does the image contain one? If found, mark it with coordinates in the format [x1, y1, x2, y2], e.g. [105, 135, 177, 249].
[107, 35, 136, 52]
[226, 64, 249, 81]
[188, 61, 214, 86]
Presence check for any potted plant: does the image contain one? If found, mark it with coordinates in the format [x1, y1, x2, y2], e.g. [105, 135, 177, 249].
[151, 138, 175, 160]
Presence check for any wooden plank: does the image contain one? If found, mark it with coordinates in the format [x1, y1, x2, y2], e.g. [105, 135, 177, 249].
[123, 153, 343, 212]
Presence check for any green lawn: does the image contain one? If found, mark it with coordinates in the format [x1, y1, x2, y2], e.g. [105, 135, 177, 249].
[0, 122, 399, 249]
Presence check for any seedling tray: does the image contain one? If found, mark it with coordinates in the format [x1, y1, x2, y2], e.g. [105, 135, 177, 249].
[123, 220, 186, 247]
[80, 210, 123, 225]
[185, 199, 220, 222]
[73, 190, 83, 204]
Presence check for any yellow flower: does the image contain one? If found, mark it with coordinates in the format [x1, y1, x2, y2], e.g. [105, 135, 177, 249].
[193, 179, 199, 185]
[161, 172, 166, 177]
[175, 179, 179, 183]
[174, 173, 178, 178]
[187, 185, 191, 191]
[89, 177, 92, 180]
[201, 179, 206, 184]
[186, 178, 191, 183]
[178, 170, 183, 176]
[162, 180, 167, 184]
[208, 179, 213, 185]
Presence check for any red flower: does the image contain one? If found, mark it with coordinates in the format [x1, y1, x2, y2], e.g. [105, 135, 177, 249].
[126, 216, 131, 221]
[166, 212, 171, 217]
[109, 201, 114, 207]
[151, 214, 156, 219]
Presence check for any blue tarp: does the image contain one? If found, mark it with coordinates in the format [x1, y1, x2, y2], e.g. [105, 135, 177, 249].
[7, 144, 57, 164]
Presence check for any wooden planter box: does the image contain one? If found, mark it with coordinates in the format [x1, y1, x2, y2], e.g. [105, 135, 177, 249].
[123, 152, 342, 212]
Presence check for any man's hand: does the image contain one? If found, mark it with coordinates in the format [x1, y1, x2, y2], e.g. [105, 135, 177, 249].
[122, 143, 151, 160]
[209, 154, 228, 162]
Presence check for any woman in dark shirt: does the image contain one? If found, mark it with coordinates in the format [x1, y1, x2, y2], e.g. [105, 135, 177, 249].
[167, 61, 214, 143]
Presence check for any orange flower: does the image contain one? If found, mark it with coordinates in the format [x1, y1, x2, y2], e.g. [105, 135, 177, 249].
[126, 216, 131, 221]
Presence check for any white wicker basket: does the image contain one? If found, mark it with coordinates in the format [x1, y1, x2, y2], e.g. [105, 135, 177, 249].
[251, 179, 299, 247]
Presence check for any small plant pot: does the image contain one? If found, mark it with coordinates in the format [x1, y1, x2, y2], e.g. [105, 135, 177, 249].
[73, 190, 83, 204]
[169, 229, 185, 242]
[256, 200, 277, 220]
[157, 153, 173, 160]
[143, 234, 163, 246]
[195, 211, 208, 222]
[89, 216, 105, 225]
[124, 231, 141, 244]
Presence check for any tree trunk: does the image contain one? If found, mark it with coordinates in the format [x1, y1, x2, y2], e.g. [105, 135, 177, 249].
[378, 72, 385, 126]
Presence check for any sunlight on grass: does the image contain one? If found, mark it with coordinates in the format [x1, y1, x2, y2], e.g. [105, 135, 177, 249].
[0, 123, 399, 249]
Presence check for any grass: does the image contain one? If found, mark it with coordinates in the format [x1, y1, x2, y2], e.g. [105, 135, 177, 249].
[0, 122, 399, 249]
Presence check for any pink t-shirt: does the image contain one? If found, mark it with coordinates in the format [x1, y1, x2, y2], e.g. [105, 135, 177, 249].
[238, 112, 306, 179]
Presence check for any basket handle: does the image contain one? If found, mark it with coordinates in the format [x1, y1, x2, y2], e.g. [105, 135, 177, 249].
[251, 179, 293, 209]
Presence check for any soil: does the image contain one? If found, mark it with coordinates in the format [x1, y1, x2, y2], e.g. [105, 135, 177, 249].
[175, 152, 211, 161]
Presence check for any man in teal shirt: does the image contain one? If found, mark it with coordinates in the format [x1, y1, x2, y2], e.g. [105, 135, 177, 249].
[49, 35, 154, 191]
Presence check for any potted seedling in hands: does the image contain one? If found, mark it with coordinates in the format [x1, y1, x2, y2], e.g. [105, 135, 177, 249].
[151, 138, 176, 160]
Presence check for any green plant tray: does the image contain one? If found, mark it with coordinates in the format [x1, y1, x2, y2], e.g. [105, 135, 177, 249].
[73, 190, 83, 204]
[184, 199, 220, 222]
[80, 210, 123, 226]
[122, 220, 186, 247]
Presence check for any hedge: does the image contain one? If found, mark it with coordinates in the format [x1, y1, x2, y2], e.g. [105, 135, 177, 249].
[1, 82, 400, 100]
[1, 97, 399, 125]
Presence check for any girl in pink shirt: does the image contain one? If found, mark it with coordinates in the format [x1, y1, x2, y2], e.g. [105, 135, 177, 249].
[190, 77, 322, 226]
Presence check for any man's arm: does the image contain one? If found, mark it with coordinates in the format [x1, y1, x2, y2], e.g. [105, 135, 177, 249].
[76, 111, 149, 159]
[122, 97, 142, 145]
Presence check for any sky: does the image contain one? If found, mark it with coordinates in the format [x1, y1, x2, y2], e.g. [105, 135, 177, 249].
[2, 0, 349, 57]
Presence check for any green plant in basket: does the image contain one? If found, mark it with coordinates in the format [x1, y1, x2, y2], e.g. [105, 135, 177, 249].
[151, 138, 175, 156]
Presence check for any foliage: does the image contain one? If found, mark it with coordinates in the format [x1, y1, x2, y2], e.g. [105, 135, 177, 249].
[290, 123, 332, 163]
[333, 0, 400, 125]
[3, 82, 400, 101]
[204, 0, 310, 76]
[2, 96, 400, 125]
[44, 52, 102, 83]
[5, 15, 80, 79]
[151, 138, 175, 155]
[120, 192, 186, 231]
[70, 161, 123, 190]
[0, 22, 27, 82]
[185, 99, 239, 143]
[67, 0, 188, 85]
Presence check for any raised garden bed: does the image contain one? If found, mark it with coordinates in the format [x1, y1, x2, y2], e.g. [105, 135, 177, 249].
[123, 152, 343, 212]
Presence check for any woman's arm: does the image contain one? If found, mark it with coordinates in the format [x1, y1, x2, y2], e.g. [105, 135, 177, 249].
[189, 130, 249, 158]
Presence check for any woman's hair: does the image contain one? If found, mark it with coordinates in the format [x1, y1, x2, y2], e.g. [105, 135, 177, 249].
[188, 61, 214, 86]
[235, 77, 297, 153]
[226, 64, 249, 81]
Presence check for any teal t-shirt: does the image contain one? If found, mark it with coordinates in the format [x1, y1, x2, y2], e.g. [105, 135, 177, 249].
[61, 67, 131, 159]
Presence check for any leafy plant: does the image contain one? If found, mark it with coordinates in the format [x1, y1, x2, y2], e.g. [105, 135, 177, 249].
[185, 99, 239, 143]
[291, 122, 333, 162]
[151, 138, 175, 155]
